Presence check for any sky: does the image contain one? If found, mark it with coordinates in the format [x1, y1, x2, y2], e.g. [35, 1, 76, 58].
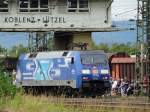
[92, 20, 137, 44]
[112, 0, 137, 21]
[93, 0, 137, 45]
[0, 32, 28, 48]
[0, 0, 138, 49]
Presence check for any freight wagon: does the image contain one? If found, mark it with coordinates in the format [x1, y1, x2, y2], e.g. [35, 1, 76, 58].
[16, 51, 111, 95]
[109, 52, 136, 82]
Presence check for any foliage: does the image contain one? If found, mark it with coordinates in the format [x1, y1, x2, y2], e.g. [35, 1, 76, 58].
[1, 94, 75, 112]
[1, 41, 138, 57]
[0, 58, 4, 71]
[0, 94, 148, 112]
[0, 71, 16, 98]
[8, 44, 28, 57]
[47, 37, 54, 51]
[92, 42, 138, 55]
[0, 45, 7, 53]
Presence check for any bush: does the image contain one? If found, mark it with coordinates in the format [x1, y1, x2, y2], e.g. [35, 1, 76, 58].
[0, 71, 16, 98]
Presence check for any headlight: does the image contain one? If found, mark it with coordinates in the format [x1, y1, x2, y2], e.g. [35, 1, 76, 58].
[100, 69, 109, 74]
[103, 76, 108, 80]
[81, 69, 90, 74]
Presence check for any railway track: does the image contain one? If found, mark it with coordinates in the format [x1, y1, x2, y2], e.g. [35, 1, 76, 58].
[50, 97, 150, 111]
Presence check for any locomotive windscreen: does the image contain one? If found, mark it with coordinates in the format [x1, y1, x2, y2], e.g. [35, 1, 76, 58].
[80, 54, 107, 65]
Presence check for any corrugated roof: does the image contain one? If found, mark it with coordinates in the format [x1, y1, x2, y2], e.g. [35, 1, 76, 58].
[111, 57, 136, 63]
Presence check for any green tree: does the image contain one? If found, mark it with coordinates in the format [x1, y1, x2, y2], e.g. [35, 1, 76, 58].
[9, 44, 28, 57]
[97, 43, 109, 52]
[0, 46, 7, 70]
[91, 42, 109, 52]
[47, 37, 54, 51]
[91, 42, 138, 55]
[0, 45, 7, 54]
[91, 41, 99, 50]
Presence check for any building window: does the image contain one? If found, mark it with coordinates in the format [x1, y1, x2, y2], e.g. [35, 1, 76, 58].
[19, 0, 49, 12]
[67, 0, 89, 12]
[68, 0, 77, 12]
[19, 0, 29, 12]
[0, 0, 9, 12]
[79, 0, 88, 12]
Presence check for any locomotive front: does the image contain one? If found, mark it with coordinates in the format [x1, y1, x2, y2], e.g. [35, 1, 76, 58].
[80, 52, 111, 94]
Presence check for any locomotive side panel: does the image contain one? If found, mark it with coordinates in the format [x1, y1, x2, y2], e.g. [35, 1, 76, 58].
[16, 55, 78, 88]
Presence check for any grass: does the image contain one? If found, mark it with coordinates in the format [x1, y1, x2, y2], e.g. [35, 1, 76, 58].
[0, 93, 149, 112]
[0, 70, 149, 112]
[0, 93, 74, 112]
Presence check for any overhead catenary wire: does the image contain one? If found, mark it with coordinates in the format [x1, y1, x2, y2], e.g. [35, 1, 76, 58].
[114, 9, 137, 17]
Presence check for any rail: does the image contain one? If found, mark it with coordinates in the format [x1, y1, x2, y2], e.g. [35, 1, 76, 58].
[50, 97, 150, 110]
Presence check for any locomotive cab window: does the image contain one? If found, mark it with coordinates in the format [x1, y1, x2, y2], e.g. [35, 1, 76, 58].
[19, 0, 49, 12]
[81, 54, 107, 65]
[67, 0, 89, 12]
[0, 0, 9, 12]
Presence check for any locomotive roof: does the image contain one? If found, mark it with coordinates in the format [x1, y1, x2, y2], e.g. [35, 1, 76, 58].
[19, 50, 105, 59]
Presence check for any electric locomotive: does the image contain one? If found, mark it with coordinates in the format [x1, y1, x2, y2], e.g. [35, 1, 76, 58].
[16, 51, 111, 95]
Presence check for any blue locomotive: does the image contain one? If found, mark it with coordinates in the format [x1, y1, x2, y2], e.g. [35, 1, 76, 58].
[16, 51, 111, 95]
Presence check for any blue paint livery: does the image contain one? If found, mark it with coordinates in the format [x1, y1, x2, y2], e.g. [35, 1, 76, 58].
[16, 51, 110, 89]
